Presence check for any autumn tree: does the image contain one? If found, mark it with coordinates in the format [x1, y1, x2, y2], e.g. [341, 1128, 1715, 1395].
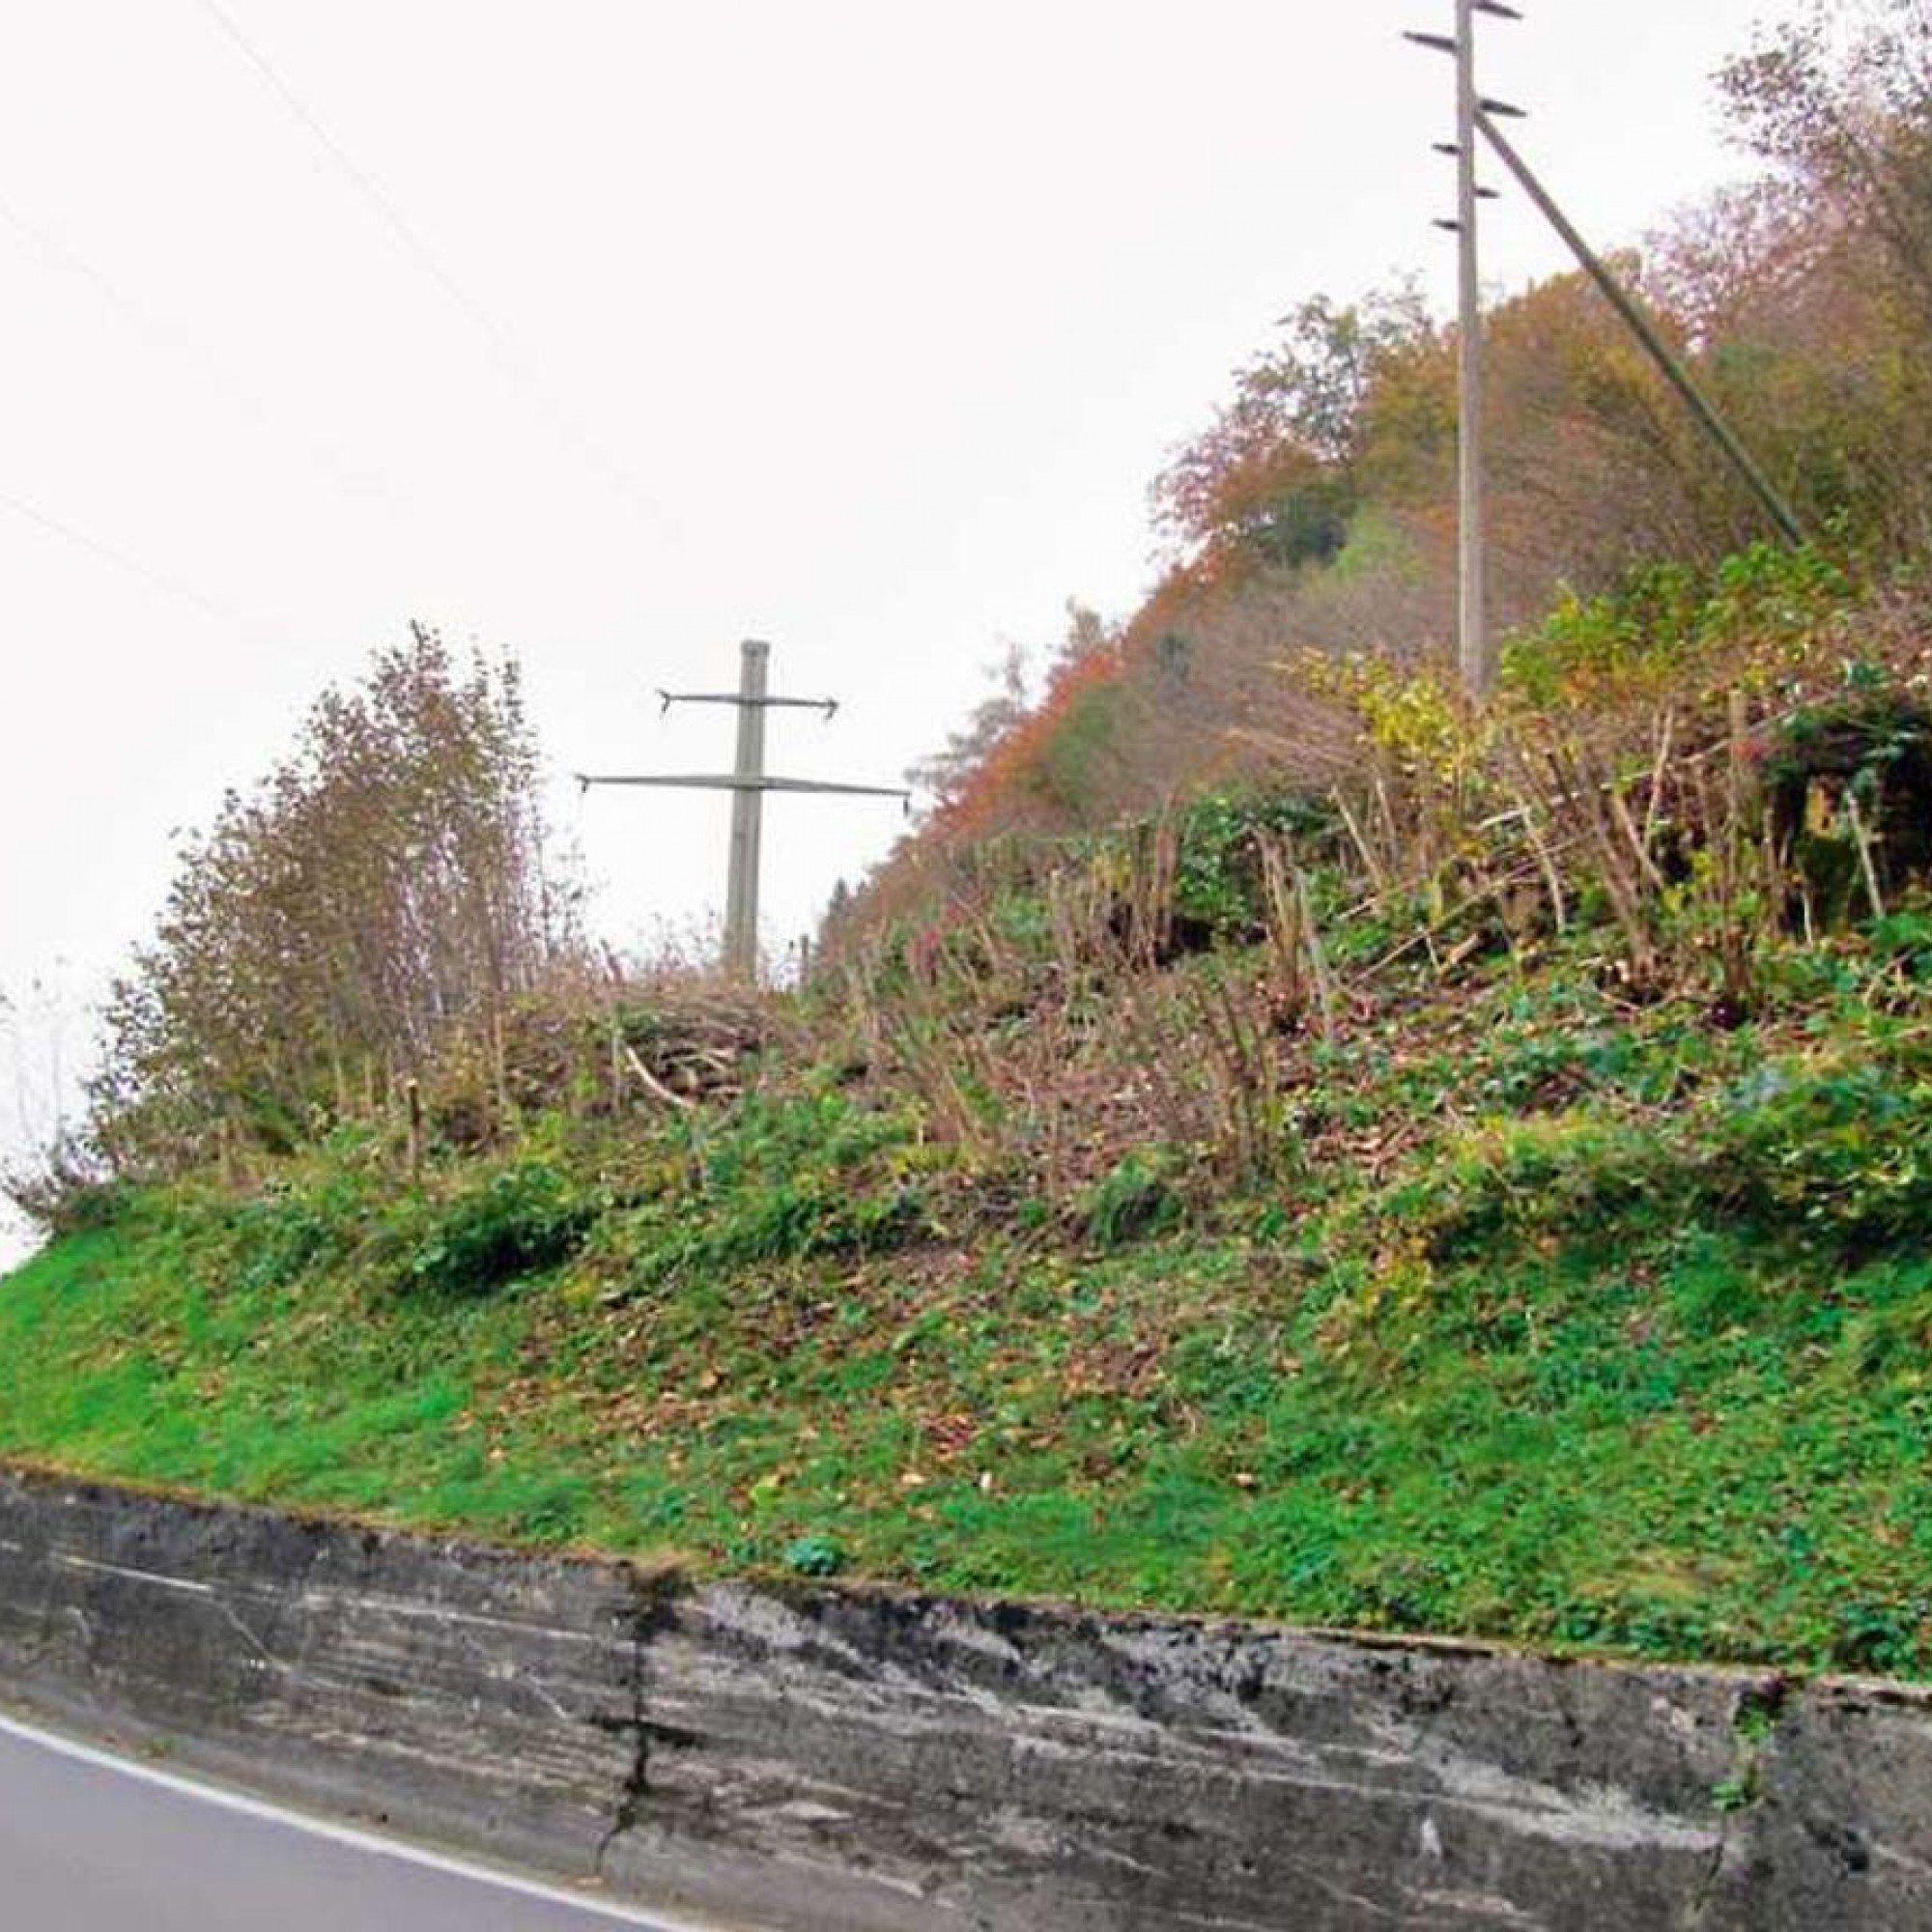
[905, 644, 1032, 813]
[1722, 2, 1932, 313]
[93, 626, 574, 1171]
[1151, 288, 1437, 582]
[1718, 0, 1932, 546]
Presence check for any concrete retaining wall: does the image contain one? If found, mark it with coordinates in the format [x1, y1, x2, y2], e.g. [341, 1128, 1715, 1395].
[2, 1461, 1930, 1929]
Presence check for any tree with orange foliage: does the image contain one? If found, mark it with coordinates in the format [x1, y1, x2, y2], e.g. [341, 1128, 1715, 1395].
[1151, 289, 1435, 582]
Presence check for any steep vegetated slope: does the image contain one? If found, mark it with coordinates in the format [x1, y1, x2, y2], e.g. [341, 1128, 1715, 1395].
[860, 1, 1932, 919]
[11, 3, 1932, 1678]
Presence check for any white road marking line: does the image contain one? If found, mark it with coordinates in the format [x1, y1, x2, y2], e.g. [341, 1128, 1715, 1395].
[0, 1708, 744, 1930]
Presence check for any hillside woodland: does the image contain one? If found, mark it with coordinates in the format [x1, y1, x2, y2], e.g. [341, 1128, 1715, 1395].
[12, 2, 1932, 1680]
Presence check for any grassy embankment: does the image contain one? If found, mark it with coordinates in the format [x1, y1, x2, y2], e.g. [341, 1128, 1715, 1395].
[10, 895, 1932, 1672]
[9, 550, 1932, 1678]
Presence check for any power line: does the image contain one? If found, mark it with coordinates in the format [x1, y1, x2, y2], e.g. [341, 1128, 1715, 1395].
[0, 193, 395, 511]
[0, 487, 259, 631]
[194, 0, 484, 334]
[191, 0, 683, 543]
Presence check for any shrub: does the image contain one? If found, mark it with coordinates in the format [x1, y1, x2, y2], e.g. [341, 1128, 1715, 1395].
[782, 1533, 846, 1577]
[1083, 1152, 1183, 1249]
[400, 1160, 594, 1296]
[1, 1137, 133, 1236]
[1173, 790, 1334, 942]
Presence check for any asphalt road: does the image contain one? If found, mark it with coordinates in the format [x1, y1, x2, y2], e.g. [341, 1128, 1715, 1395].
[0, 1711, 730, 1932]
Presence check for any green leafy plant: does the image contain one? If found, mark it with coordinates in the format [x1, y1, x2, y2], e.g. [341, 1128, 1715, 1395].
[782, 1533, 846, 1578]
[1083, 1153, 1183, 1249]
[400, 1160, 593, 1296]
[1172, 790, 1335, 942]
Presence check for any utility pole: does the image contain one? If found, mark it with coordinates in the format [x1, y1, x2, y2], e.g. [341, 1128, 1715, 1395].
[1453, 0, 1490, 701]
[724, 639, 770, 978]
[1409, 2, 1519, 699]
[577, 639, 910, 983]
[1407, 7, 1804, 697]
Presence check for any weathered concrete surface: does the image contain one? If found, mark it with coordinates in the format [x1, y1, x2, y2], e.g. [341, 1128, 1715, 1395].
[2, 1462, 1931, 1930]
[0, 1463, 648, 1882]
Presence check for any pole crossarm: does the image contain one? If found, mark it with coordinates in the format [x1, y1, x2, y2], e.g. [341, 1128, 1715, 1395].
[1474, 108, 1807, 548]
[578, 772, 910, 803]
[656, 688, 838, 719]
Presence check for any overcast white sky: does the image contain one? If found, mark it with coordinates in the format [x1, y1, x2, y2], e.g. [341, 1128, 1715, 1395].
[1, 0, 1794, 1258]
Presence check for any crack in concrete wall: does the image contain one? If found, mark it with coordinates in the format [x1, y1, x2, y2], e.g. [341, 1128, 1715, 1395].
[591, 1563, 686, 1878]
[4, 1463, 1932, 1929]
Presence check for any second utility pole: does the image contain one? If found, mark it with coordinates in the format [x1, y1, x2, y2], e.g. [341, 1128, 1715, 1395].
[578, 639, 911, 982]
[724, 639, 771, 980]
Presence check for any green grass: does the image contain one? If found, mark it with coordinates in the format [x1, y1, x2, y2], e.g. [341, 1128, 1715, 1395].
[9, 924, 1932, 1677]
